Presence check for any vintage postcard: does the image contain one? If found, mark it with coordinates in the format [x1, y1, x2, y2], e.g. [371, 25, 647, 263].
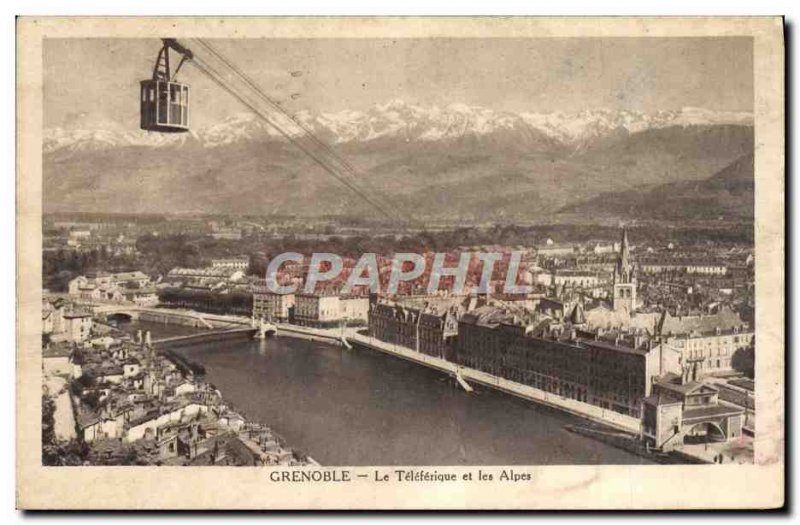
[16, 17, 784, 509]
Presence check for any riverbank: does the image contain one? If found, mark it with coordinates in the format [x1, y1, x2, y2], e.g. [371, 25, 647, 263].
[563, 424, 704, 464]
[143, 314, 644, 456]
[266, 325, 642, 434]
[263, 323, 641, 433]
[172, 333, 652, 465]
[96, 319, 313, 466]
[136, 312, 649, 461]
[157, 345, 312, 466]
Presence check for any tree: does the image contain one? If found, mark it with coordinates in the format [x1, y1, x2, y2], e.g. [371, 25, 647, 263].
[731, 344, 755, 379]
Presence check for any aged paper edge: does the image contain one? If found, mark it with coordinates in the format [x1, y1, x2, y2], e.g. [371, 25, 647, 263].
[16, 16, 785, 510]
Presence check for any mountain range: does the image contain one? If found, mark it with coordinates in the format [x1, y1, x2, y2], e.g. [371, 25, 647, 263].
[43, 100, 754, 222]
[559, 153, 754, 221]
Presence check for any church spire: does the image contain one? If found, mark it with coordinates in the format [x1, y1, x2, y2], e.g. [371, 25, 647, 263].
[616, 226, 632, 283]
[620, 226, 630, 268]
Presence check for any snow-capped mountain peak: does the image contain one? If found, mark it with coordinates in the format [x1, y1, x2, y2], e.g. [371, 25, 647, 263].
[44, 101, 754, 154]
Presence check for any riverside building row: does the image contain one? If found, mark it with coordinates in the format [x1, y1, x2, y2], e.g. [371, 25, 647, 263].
[366, 229, 754, 444]
[252, 284, 369, 328]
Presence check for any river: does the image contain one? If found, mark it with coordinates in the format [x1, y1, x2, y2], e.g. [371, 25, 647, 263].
[124, 320, 652, 466]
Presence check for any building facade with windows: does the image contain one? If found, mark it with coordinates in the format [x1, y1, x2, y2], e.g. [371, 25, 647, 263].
[63, 309, 93, 343]
[252, 283, 295, 322]
[293, 293, 368, 328]
[368, 296, 461, 360]
[456, 306, 670, 418]
[656, 308, 753, 377]
[641, 373, 745, 451]
[211, 256, 250, 272]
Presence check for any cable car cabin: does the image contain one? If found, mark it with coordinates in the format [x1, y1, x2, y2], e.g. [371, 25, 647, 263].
[140, 80, 190, 133]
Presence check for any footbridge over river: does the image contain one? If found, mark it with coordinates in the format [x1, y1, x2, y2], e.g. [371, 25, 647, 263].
[153, 326, 260, 349]
[90, 303, 278, 347]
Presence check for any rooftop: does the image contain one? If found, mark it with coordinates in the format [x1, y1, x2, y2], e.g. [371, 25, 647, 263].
[655, 372, 719, 396]
[683, 403, 745, 421]
[658, 307, 748, 337]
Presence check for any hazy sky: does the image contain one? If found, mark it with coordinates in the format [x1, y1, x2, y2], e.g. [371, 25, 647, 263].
[44, 37, 753, 129]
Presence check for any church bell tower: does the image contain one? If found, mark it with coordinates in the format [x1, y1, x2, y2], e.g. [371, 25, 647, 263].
[612, 227, 637, 312]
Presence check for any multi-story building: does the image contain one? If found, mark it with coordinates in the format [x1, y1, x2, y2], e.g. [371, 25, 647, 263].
[63, 308, 93, 343]
[293, 292, 369, 328]
[107, 271, 151, 289]
[42, 297, 67, 336]
[340, 295, 370, 324]
[68, 272, 154, 303]
[368, 295, 463, 360]
[252, 283, 295, 322]
[456, 305, 673, 418]
[43, 298, 95, 343]
[552, 270, 603, 289]
[165, 267, 246, 287]
[657, 307, 753, 377]
[537, 242, 577, 258]
[211, 256, 250, 272]
[587, 241, 620, 255]
[639, 258, 728, 276]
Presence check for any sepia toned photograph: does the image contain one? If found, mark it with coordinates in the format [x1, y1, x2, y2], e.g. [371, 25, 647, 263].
[16, 16, 785, 509]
